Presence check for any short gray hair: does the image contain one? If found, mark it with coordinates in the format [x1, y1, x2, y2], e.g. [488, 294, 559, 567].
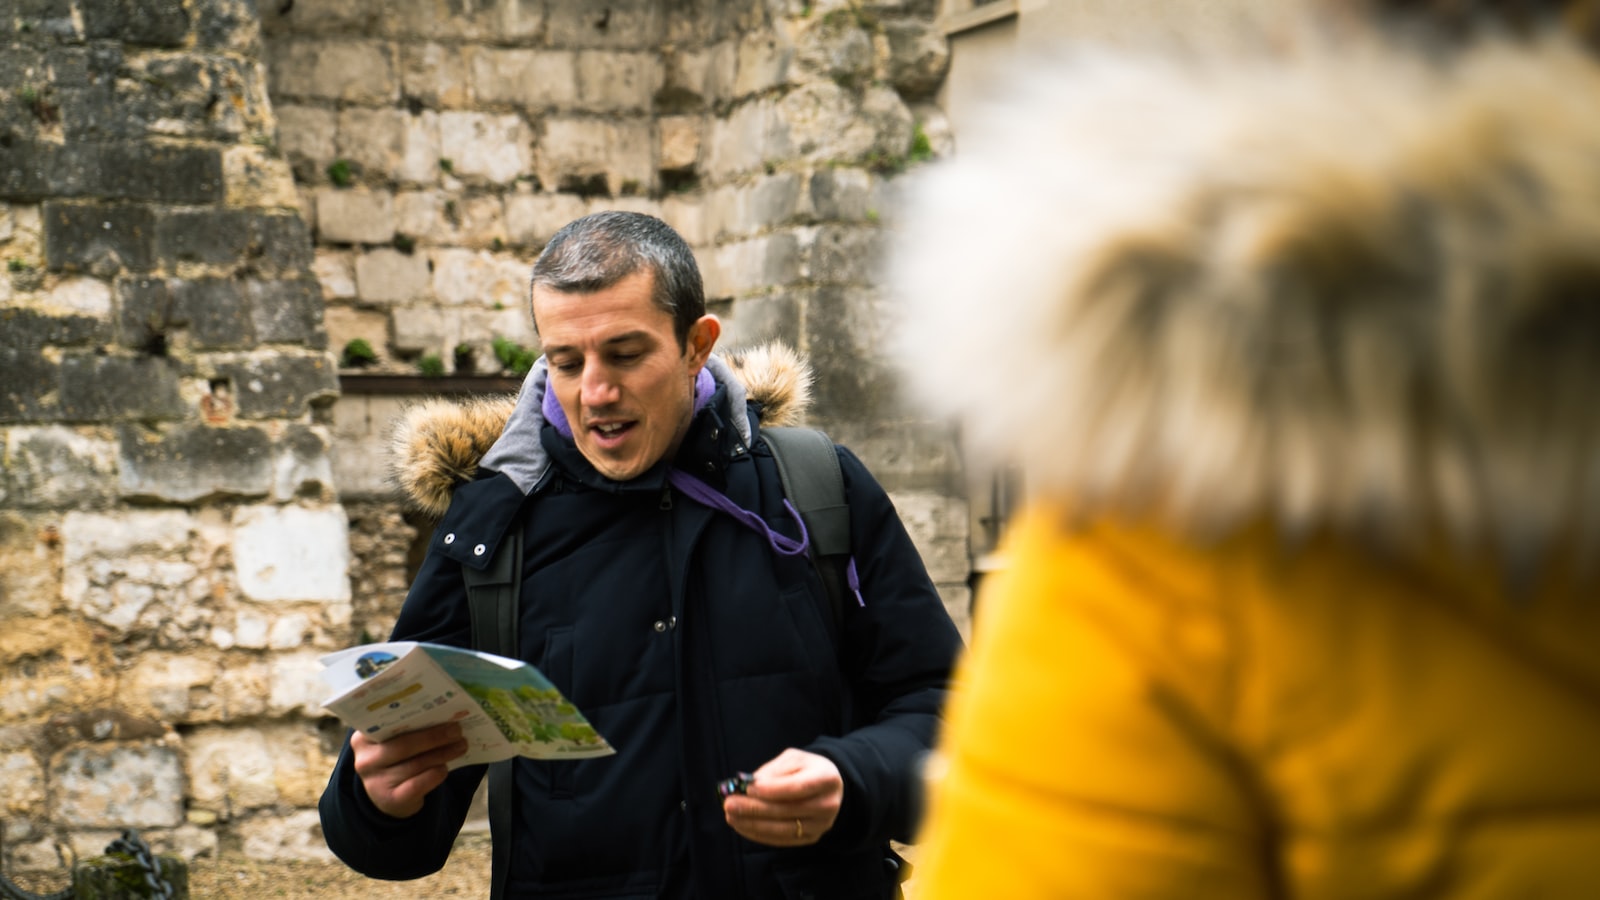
[530, 211, 706, 346]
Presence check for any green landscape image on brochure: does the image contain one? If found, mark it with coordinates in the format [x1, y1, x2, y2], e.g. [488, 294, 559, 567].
[319, 641, 615, 766]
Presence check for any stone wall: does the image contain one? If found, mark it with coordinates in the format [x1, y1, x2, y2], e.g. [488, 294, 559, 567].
[1, 0, 970, 873]
[1, 0, 347, 870]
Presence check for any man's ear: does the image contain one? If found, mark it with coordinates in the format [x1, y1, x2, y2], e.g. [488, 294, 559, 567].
[685, 315, 720, 371]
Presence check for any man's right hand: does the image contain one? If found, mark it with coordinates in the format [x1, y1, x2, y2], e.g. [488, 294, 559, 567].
[350, 721, 470, 819]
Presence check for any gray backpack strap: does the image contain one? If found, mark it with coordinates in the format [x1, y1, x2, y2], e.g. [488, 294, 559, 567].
[762, 426, 852, 636]
[461, 523, 522, 900]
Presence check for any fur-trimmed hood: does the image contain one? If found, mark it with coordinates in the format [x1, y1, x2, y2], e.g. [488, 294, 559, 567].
[391, 342, 813, 518]
[894, 38, 1600, 574]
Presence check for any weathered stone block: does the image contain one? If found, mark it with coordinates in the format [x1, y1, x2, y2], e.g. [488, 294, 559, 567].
[703, 99, 786, 179]
[888, 490, 972, 585]
[806, 223, 884, 284]
[154, 209, 313, 273]
[468, 47, 577, 110]
[329, 394, 406, 497]
[354, 247, 430, 303]
[438, 111, 534, 185]
[544, 0, 659, 48]
[274, 423, 335, 501]
[822, 419, 964, 494]
[224, 145, 300, 210]
[400, 42, 469, 108]
[504, 192, 589, 248]
[58, 353, 187, 423]
[117, 423, 275, 502]
[195, 0, 261, 52]
[312, 250, 357, 300]
[0, 751, 45, 815]
[658, 115, 701, 172]
[708, 173, 805, 240]
[43, 202, 156, 274]
[267, 39, 396, 104]
[577, 50, 661, 112]
[662, 42, 736, 112]
[2, 427, 118, 509]
[386, 0, 543, 42]
[310, 188, 394, 246]
[238, 808, 336, 862]
[322, 305, 387, 365]
[0, 141, 87, 202]
[334, 106, 406, 182]
[701, 232, 802, 299]
[187, 727, 280, 810]
[232, 504, 351, 602]
[660, 195, 707, 247]
[735, 30, 795, 97]
[275, 104, 338, 181]
[119, 277, 276, 351]
[51, 744, 184, 828]
[80, 0, 189, 46]
[47, 276, 113, 317]
[211, 353, 339, 419]
[176, 279, 254, 349]
[259, 0, 380, 34]
[795, 12, 875, 86]
[247, 278, 325, 347]
[98, 142, 224, 204]
[430, 248, 528, 308]
[883, 19, 949, 98]
[715, 292, 803, 349]
[536, 117, 653, 195]
[390, 305, 447, 354]
[809, 167, 879, 221]
[1, 309, 112, 422]
[397, 112, 442, 185]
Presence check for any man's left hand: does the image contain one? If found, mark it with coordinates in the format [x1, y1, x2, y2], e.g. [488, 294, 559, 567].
[722, 748, 843, 847]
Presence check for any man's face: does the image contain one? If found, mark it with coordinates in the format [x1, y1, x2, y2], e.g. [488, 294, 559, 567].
[534, 270, 719, 482]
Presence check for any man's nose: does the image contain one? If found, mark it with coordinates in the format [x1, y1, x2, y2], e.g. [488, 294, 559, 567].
[580, 366, 621, 408]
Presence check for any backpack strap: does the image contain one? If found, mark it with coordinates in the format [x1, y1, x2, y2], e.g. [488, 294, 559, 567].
[462, 523, 522, 900]
[761, 426, 853, 638]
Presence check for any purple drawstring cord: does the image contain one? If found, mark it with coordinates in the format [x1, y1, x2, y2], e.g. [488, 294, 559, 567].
[845, 557, 864, 607]
[668, 469, 810, 557]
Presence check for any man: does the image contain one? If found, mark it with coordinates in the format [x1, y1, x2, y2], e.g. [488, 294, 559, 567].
[319, 211, 963, 899]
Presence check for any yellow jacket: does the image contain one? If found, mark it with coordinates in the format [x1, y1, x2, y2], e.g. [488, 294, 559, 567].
[914, 508, 1600, 897]
[893, 35, 1600, 899]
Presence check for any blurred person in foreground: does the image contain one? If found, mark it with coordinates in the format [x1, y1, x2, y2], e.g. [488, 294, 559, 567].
[893, 8, 1600, 898]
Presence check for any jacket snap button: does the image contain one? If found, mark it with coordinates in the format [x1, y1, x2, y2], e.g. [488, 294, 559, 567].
[668, 616, 677, 629]
[709, 427, 720, 441]
[704, 461, 716, 474]
[653, 620, 667, 632]
[443, 533, 456, 544]
[473, 544, 486, 556]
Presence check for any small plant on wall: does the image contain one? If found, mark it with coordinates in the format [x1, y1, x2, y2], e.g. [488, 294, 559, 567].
[340, 338, 378, 368]
[417, 353, 445, 377]
[493, 337, 538, 376]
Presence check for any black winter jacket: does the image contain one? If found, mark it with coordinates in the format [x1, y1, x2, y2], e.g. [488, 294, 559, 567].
[319, 350, 963, 899]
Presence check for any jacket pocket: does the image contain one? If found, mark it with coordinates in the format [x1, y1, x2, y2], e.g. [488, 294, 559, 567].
[538, 625, 577, 798]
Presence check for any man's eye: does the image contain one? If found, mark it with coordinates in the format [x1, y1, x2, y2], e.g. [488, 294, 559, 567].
[552, 360, 581, 374]
[611, 352, 641, 365]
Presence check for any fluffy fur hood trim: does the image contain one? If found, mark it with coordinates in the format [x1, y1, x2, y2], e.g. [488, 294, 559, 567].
[894, 38, 1600, 574]
[391, 342, 812, 517]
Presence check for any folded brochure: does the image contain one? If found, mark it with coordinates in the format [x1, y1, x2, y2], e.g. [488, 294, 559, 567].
[320, 641, 614, 767]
